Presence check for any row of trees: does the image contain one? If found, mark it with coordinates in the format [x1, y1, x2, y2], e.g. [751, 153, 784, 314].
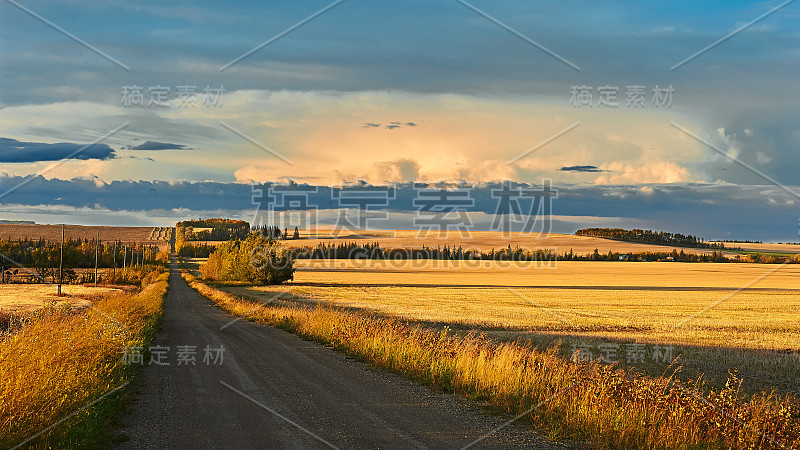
[176, 218, 250, 242]
[564, 248, 728, 262]
[287, 242, 800, 265]
[252, 225, 300, 240]
[0, 237, 168, 285]
[291, 242, 558, 262]
[0, 238, 161, 270]
[200, 234, 294, 284]
[177, 243, 217, 258]
[575, 228, 727, 249]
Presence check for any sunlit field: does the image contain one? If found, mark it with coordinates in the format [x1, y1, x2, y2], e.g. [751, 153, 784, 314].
[210, 259, 800, 396]
[0, 284, 121, 316]
[188, 269, 800, 449]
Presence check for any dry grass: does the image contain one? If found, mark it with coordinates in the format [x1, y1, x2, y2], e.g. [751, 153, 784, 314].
[0, 273, 168, 448]
[185, 273, 800, 449]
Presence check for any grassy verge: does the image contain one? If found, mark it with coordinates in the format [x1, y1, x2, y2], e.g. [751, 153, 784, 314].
[0, 271, 169, 448]
[184, 273, 799, 449]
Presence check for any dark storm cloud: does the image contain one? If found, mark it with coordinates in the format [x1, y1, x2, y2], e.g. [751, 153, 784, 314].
[0, 176, 796, 241]
[0, 138, 115, 163]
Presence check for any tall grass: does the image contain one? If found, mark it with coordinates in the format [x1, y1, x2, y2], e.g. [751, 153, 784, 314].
[185, 273, 799, 449]
[101, 264, 167, 286]
[0, 273, 168, 448]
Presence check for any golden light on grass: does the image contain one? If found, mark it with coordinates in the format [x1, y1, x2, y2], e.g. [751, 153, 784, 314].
[184, 272, 800, 449]
[209, 259, 799, 396]
[229, 260, 800, 350]
[0, 273, 168, 447]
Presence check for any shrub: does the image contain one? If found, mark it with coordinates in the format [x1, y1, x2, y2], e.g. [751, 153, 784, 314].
[200, 234, 294, 285]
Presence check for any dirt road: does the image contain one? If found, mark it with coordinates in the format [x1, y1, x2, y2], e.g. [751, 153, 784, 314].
[117, 263, 561, 449]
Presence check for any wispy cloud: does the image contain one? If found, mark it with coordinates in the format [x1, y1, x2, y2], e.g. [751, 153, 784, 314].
[363, 121, 418, 130]
[560, 165, 606, 173]
[127, 141, 189, 151]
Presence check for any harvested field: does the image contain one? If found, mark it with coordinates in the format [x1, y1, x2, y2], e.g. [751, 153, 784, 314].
[713, 241, 800, 254]
[0, 284, 121, 315]
[0, 224, 173, 250]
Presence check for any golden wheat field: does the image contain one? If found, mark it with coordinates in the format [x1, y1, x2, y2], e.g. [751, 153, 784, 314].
[212, 259, 800, 396]
[188, 273, 800, 449]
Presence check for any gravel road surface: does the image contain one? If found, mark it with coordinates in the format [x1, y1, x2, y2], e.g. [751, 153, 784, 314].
[117, 262, 564, 449]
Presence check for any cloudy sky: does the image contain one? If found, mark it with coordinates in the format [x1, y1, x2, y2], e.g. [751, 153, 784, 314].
[0, 0, 798, 240]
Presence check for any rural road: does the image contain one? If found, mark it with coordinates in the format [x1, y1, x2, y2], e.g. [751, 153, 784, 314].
[117, 262, 562, 449]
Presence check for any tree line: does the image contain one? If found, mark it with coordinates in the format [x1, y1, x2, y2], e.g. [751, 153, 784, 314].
[288, 242, 799, 264]
[575, 228, 728, 249]
[290, 242, 558, 262]
[252, 225, 300, 240]
[0, 237, 166, 284]
[0, 237, 160, 269]
[177, 242, 217, 258]
[176, 218, 250, 242]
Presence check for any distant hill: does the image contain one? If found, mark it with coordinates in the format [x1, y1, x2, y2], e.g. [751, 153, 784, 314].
[0, 220, 35, 224]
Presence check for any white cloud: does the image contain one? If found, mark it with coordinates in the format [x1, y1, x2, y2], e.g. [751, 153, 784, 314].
[368, 159, 421, 183]
[594, 160, 694, 184]
[2, 91, 720, 186]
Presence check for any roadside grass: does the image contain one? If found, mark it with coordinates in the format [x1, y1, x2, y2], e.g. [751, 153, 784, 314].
[184, 273, 799, 449]
[0, 271, 168, 448]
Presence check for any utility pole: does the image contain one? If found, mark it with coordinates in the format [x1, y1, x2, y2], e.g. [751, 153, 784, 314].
[94, 230, 99, 287]
[58, 224, 64, 295]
